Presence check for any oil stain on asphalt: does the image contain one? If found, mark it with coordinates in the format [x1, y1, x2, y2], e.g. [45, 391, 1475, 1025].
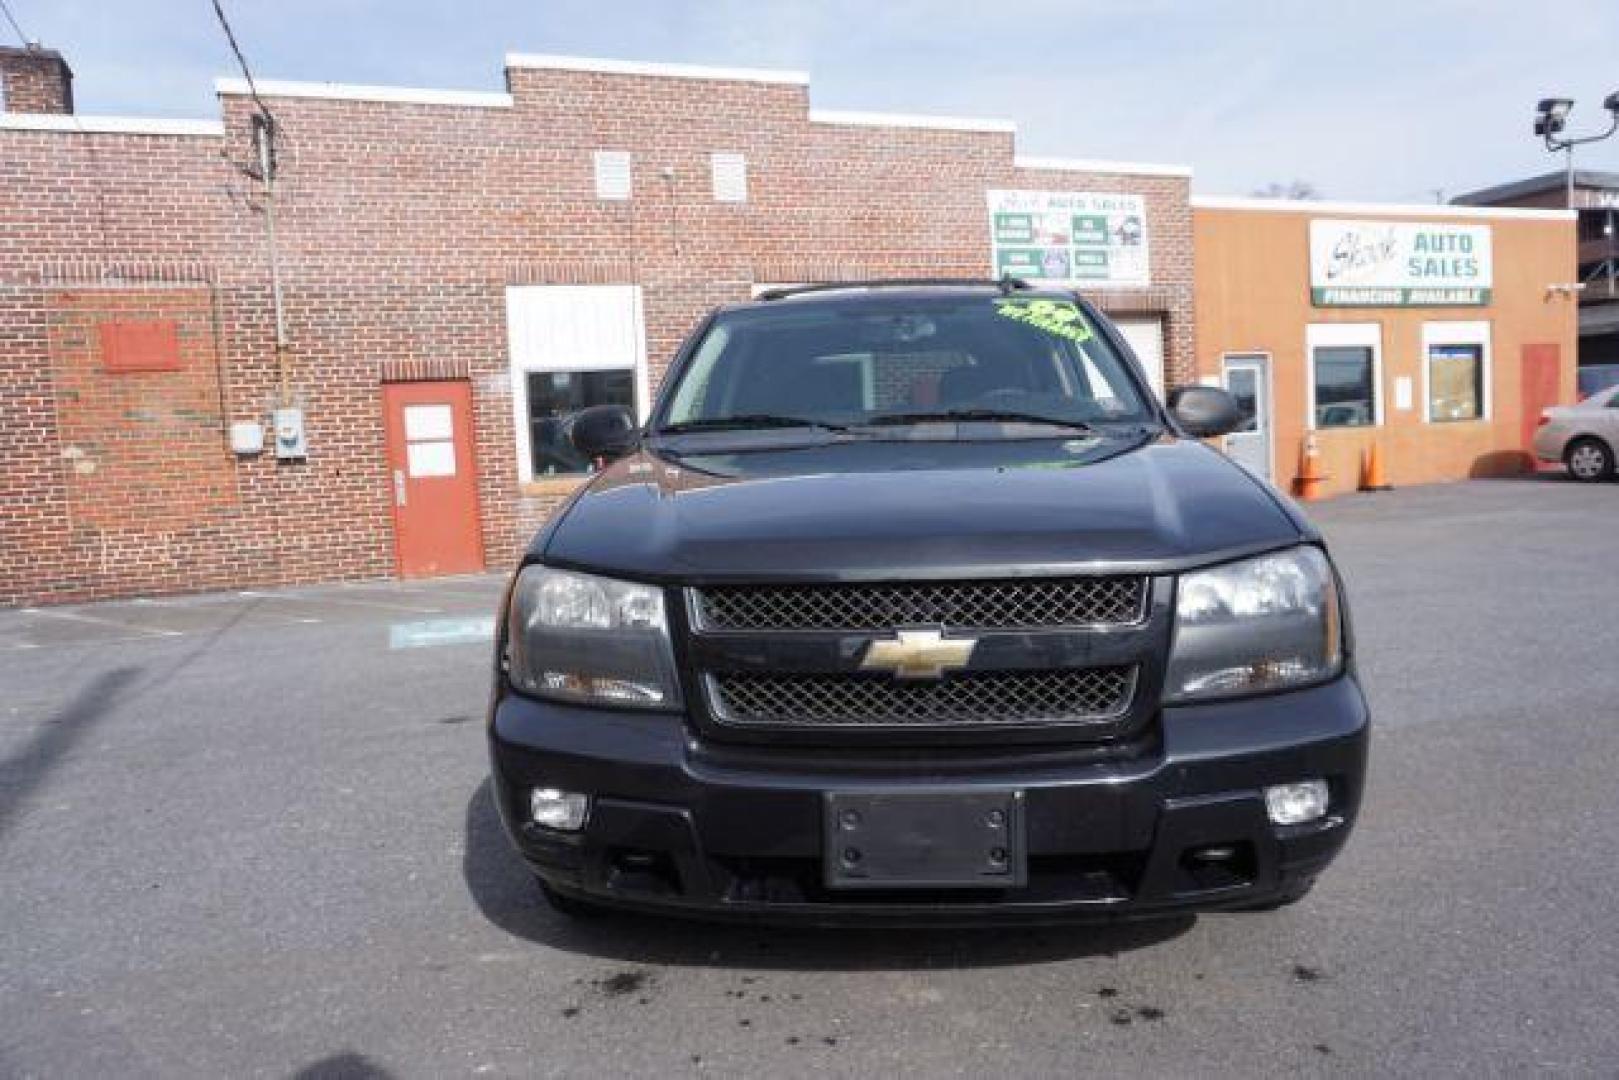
[596, 970, 651, 997]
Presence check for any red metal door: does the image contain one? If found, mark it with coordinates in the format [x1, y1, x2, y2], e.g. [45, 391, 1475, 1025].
[1520, 344, 1562, 456]
[381, 380, 484, 578]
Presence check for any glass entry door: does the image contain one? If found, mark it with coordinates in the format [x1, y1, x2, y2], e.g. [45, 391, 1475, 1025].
[1222, 354, 1271, 480]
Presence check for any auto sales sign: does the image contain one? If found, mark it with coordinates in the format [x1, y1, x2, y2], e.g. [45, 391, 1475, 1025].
[1309, 219, 1492, 306]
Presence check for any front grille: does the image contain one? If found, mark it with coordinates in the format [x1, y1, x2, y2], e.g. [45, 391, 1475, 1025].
[708, 667, 1136, 730]
[695, 577, 1147, 632]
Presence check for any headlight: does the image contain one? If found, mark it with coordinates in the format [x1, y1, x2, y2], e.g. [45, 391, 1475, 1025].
[1164, 546, 1342, 703]
[504, 566, 681, 709]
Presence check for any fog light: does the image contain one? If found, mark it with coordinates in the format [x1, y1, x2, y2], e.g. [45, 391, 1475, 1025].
[530, 787, 590, 831]
[1264, 780, 1329, 826]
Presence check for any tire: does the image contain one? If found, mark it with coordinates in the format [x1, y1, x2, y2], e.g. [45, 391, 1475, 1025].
[536, 878, 609, 919]
[1565, 437, 1614, 483]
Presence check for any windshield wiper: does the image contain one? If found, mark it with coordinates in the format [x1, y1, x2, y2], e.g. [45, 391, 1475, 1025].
[858, 409, 1096, 433]
[656, 413, 848, 435]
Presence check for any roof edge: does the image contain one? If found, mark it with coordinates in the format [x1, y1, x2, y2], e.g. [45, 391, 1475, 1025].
[808, 108, 1015, 134]
[1191, 195, 1576, 222]
[1015, 155, 1192, 178]
[0, 113, 224, 137]
[505, 53, 809, 86]
[1452, 168, 1619, 206]
[213, 77, 513, 108]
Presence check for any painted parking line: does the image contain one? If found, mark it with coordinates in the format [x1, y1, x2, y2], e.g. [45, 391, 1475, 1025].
[21, 607, 182, 638]
[240, 590, 444, 615]
[388, 617, 496, 650]
[386, 584, 503, 603]
[1, 634, 170, 652]
[72, 595, 320, 632]
[374, 593, 500, 615]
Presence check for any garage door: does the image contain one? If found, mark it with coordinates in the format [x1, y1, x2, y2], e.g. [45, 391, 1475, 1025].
[1114, 316, 1165, 398]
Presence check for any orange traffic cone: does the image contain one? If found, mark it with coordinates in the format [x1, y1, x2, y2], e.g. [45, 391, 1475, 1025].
[1359, 442, 1392, 492]
[1296, 435, 1328, 501]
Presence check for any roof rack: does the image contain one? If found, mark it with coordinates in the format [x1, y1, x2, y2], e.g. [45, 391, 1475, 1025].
[755, 277, 1033, 301]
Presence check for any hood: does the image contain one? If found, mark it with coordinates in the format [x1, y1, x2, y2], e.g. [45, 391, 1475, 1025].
[538, 437, 1307, 582]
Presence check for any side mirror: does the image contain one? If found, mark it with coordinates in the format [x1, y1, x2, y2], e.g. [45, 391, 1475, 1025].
[566, 404, 638, 462]
[1167, 385, 1243, 439]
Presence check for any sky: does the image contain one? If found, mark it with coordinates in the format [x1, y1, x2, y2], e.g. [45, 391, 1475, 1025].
[10, 0, 1619, 202]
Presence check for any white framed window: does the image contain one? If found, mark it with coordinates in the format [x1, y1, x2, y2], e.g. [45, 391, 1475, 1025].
[593, 151, 632, 200]
[711, 152, 748, 203]
[1421, 320, 1491, 423]
[1306, 323, 1382, 430]
[505, 285, 648, 481]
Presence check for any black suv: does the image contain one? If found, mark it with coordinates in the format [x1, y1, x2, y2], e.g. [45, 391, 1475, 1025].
[489, 282, 1368, 925]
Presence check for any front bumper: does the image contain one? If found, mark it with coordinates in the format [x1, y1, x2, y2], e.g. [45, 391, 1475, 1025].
[488, 676, 1368, 925]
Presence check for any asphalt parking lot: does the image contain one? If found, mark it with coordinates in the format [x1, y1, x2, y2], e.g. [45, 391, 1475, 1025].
[3, 477, 1618, 1077]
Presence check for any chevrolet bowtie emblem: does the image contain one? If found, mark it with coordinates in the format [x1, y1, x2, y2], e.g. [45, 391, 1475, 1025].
[859, 629, 977, 680]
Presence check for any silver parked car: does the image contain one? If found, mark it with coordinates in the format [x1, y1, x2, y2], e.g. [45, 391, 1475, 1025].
[1534, 383, 1619, 481]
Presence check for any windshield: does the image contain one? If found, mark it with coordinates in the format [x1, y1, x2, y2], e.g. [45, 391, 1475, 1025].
[658, 293, 1155, 433]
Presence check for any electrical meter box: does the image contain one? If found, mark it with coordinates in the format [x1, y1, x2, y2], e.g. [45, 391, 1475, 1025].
[273, 407, 307, 459]
[229, 421, 265, 455]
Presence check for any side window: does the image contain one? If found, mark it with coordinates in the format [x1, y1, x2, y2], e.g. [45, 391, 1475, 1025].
[1427, 344, 1484, 422]
[1420, 323, 1490, 423]
[1312, 346, 1375, 428]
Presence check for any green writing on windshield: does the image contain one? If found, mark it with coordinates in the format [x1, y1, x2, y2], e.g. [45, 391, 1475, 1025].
[992, 298, 1095, 344]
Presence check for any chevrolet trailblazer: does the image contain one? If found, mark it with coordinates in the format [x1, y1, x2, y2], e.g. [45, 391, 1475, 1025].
[488, 281, 1368, 924]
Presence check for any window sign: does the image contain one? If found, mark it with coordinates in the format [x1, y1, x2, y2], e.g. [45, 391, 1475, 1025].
[1394, 376, 1414, 412]
[1422, 321, 1491, 423]
[1428, 344, 1484, 422]
[987, 190, 1149, 286]
[1309, 220, 1492, 306]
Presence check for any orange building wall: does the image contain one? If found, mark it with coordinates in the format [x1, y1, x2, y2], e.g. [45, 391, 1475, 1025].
[1193, 206, 1579, 497]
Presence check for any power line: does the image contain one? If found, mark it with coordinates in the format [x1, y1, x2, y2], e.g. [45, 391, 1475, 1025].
[209, 0, 274, 126]
[0, 0, 32, 46]
[208, 0, 291, 405]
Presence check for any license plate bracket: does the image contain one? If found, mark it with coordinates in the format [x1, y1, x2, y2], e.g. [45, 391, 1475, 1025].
[823, 789, 1026, 889]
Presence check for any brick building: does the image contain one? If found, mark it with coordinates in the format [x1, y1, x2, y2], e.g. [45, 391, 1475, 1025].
[0, 51, 1196, 605]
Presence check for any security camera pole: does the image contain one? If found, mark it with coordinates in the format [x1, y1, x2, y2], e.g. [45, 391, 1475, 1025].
[1533, 94, 1619, 208]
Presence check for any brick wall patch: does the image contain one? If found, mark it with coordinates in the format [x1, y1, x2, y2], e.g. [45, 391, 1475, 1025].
[100, 320, 181, 372]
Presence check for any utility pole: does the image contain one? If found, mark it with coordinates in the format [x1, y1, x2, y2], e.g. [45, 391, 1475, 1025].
[253, 112, 291, 405]
[213, 0, 292, 410]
